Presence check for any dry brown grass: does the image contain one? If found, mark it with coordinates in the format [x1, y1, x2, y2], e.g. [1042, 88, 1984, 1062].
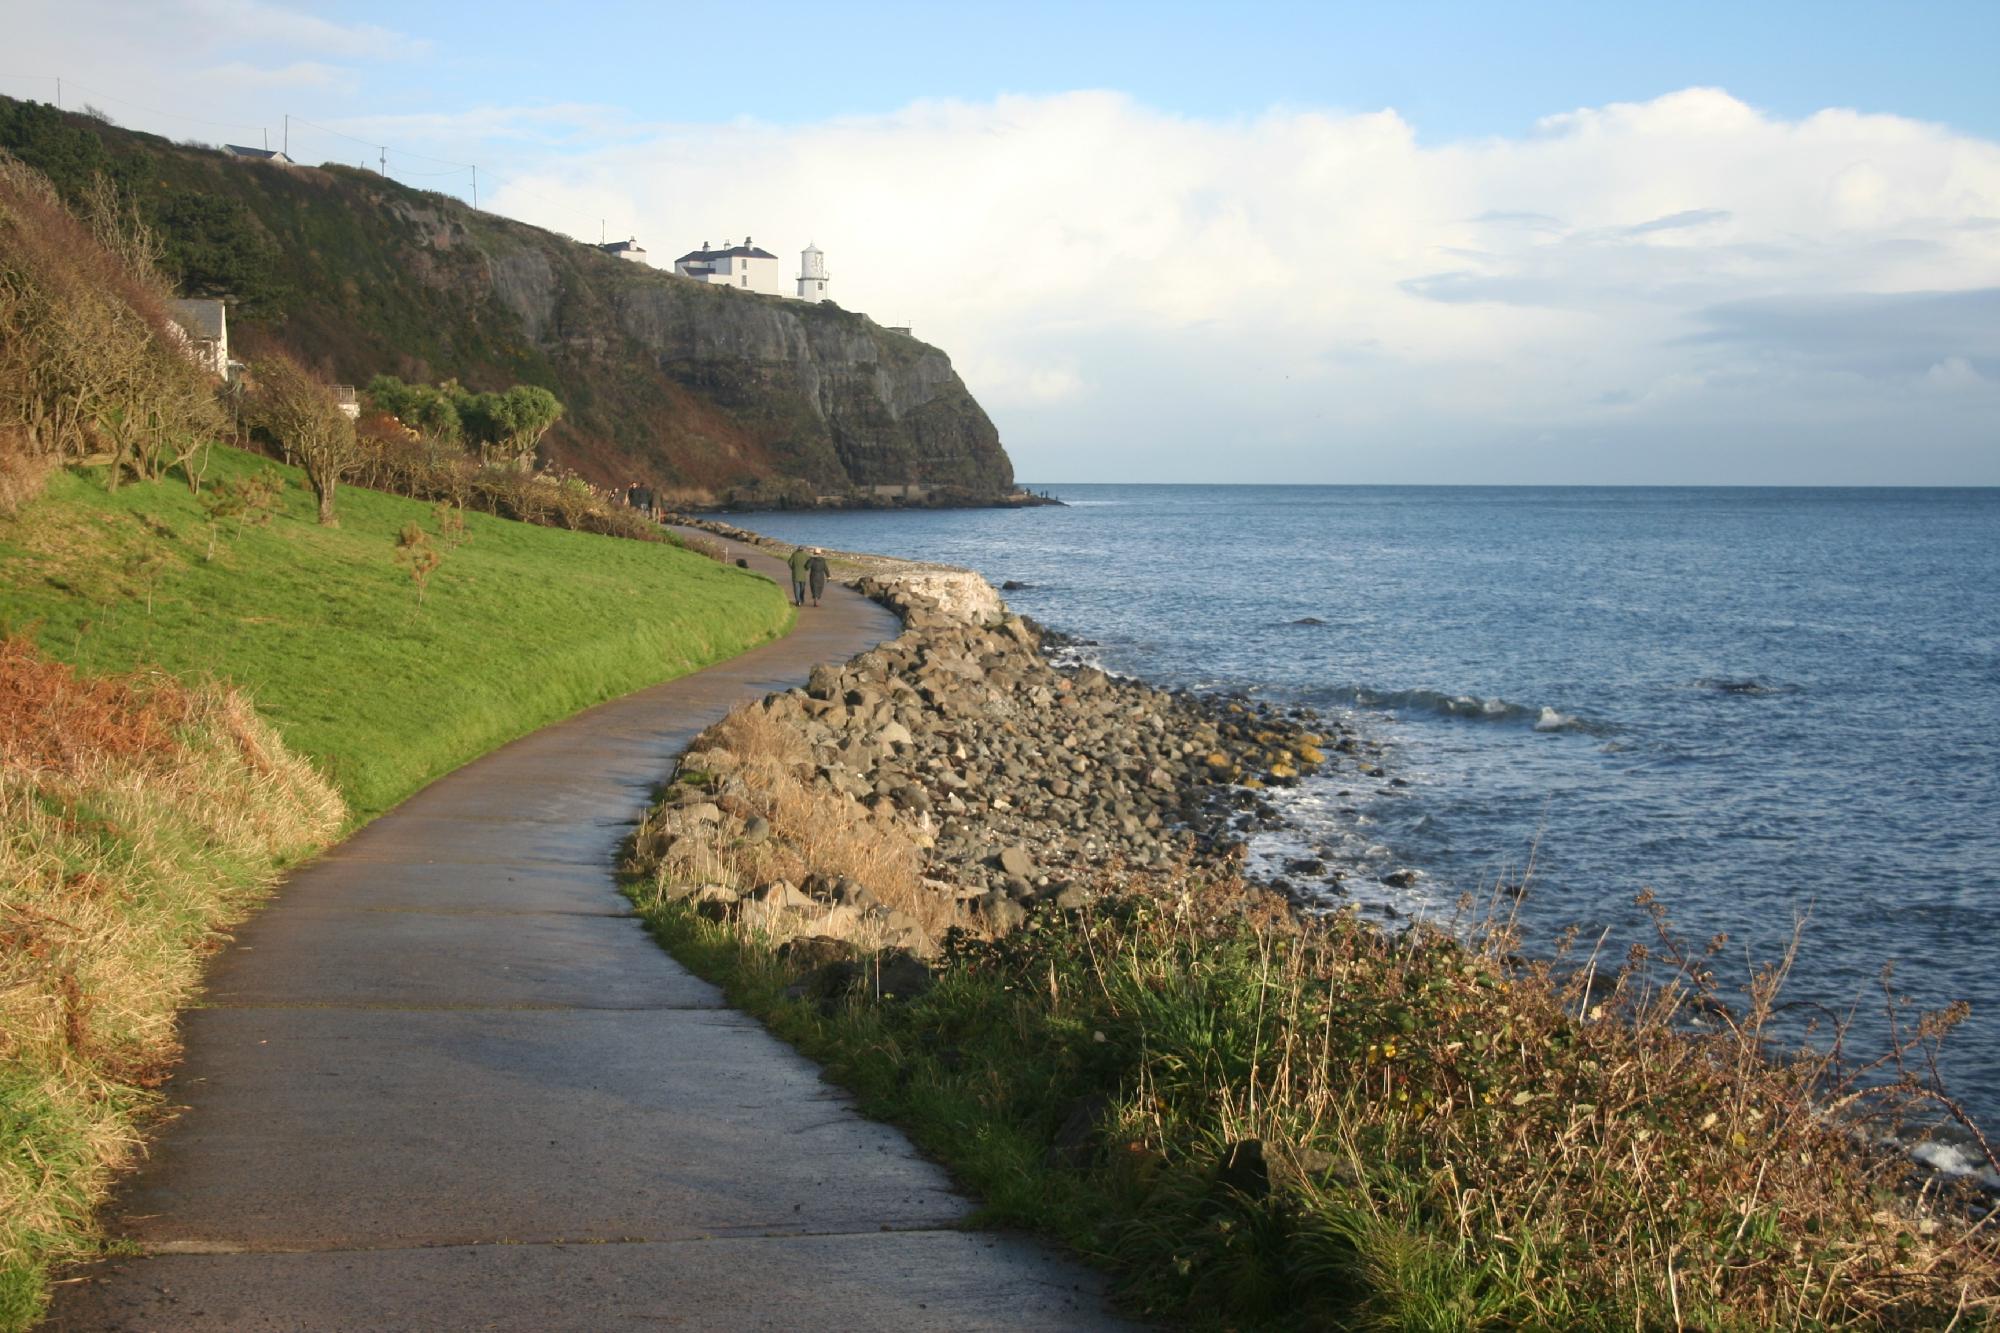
[0, 429, 50, 519]
[629, 701, 970, 952]
[0, 637, 343, 1315]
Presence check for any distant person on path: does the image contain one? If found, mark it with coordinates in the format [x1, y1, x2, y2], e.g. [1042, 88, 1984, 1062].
[787, 546, 811, 606]
[806, 548, 830, 606]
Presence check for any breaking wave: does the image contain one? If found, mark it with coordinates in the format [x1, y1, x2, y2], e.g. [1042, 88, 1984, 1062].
[1324, 686, 1612, 736]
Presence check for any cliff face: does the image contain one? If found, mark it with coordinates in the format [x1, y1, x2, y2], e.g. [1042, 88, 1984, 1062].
[0, 97, 1014, 494]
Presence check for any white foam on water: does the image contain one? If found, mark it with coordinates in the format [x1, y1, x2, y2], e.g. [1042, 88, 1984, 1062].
[1534, 706, 1571, 731]
[1908, 1139, 2000, 1190]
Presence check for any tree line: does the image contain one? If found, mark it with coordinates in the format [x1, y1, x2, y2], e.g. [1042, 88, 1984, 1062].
[364, 376, 562, 468]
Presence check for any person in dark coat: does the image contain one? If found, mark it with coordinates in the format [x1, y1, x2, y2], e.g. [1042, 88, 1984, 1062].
[786, 546, 810, 606]
[806, 548, 830, 606]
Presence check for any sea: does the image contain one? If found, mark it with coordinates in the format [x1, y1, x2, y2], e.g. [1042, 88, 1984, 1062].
[738, 485, 2000, 1144]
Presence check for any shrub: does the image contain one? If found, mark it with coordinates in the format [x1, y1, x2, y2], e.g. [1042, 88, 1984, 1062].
[244, 354, 359, 525]
[0, 153, 222, 489]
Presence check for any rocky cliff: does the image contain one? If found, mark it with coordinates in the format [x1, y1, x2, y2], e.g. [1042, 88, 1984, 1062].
[0, 97, 1014, 495]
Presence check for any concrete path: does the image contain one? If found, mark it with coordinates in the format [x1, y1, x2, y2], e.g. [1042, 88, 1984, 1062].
[49, 538, 1130, 1331]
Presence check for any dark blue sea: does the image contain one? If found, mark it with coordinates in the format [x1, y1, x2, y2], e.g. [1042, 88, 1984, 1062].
[740, 486, 2000, 1136]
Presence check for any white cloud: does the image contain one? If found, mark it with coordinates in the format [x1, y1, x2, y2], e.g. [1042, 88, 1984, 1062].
[177, 0, 426, 60]
[0, 0, 426, 145]
[199, 60, 357, 92]
[490, 87, 2000, 482]
[1927, 356, 1989, 390]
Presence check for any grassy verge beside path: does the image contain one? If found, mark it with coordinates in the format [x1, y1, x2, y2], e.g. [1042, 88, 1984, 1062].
[1, 445, 793, 821]
[1, 450, 790, 1327]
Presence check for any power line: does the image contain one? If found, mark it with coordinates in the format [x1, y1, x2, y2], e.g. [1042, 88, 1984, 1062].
[285, 115, 473, 172]
[44, 77, 267, 135]
[3, 70, 618, 247]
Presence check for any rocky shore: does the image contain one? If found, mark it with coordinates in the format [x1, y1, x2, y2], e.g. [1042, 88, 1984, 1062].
[619, 535, 2000, 1328]
[628, 554, 1381, 955]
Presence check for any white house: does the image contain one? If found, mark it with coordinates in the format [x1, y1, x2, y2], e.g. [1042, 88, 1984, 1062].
[165, 298, 229, 378]
[673, 237, 783, 295]
[223, 144, 294, 166]
[796, 243, 829, 302]
[600, 237, 648, 262]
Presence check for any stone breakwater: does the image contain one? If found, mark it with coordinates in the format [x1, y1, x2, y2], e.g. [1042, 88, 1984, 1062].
[629, 562, 1389, 954]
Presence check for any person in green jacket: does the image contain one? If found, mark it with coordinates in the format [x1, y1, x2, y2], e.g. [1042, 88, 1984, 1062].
[786, 546, 810, 606]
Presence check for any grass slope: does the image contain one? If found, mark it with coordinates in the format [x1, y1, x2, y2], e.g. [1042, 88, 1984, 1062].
[0, 446, 792, 820]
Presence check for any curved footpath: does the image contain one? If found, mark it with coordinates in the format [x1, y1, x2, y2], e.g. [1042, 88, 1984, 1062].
[49, 538, 1132, 1331]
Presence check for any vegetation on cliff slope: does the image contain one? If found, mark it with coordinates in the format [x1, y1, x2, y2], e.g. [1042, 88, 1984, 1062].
[0, 95, 1015, 497]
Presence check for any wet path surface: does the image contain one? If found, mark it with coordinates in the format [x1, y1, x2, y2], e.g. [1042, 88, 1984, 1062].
[49, 538, 1130, 1331]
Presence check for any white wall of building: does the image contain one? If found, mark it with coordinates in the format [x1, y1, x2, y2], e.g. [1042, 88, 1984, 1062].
[797, 244, 829, 302]
[674, 238, 784, 295]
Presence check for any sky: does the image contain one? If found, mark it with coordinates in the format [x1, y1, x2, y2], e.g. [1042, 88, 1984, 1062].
[5, 1, 1998, 484]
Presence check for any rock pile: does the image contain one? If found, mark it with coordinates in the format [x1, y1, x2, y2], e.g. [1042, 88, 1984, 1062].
[635, 563, 1369, 952]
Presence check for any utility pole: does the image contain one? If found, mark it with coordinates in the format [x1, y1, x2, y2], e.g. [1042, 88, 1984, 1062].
[283, 114, 289, 157]
[471, 165, 478, 209]
[379, 145, 387, 176]
[54, 77, 60, 109]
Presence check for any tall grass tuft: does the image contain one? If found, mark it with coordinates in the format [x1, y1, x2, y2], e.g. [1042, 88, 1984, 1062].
[628, 703, 967, 951]
[0, 638, 343, 1326]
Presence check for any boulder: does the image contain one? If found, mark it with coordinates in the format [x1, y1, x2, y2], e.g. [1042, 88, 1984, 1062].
[752, 880, 816, 910]
[997, 845, 1036, 879]
[866, 949, 935, 1000]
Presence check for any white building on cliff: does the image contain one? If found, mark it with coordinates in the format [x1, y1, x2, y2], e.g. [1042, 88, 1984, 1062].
[796, 243, 829, 302]
[673, 238, 782, 294]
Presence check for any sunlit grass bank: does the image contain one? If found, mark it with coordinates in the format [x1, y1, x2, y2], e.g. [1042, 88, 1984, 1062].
[1, 445, 792, 821]
[0, 449, 790, 1326]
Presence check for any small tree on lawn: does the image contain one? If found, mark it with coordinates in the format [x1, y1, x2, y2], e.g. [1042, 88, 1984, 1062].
[491, 385, 563, 470]
[250, 354, 359, 525]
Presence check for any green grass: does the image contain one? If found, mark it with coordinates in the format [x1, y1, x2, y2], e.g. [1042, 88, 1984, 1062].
[0, 450, 788, 1329]
[0, 446, 792, 820]
[627, 883, 2000, 1330]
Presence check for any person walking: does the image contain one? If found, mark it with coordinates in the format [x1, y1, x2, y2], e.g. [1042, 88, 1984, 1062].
[786, 545, 811, 607]
[806, 548, 830, 607]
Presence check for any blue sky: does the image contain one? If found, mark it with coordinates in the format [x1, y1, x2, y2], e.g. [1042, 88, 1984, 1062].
[286, 2, 2000, 140]
[6, 2, 1999, 483]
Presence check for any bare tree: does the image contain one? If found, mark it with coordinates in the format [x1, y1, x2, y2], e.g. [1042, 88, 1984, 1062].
[248, 354, 360, 525]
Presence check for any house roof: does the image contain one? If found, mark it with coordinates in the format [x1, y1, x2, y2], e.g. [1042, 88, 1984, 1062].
[600, 239, 645, 254]
[675, 244, 778, 263]
[167, 298, 227, 341]
[223, 145, 293, 163]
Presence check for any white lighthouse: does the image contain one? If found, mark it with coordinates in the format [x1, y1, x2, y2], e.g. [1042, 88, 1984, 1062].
[797, 243, 829, 302]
